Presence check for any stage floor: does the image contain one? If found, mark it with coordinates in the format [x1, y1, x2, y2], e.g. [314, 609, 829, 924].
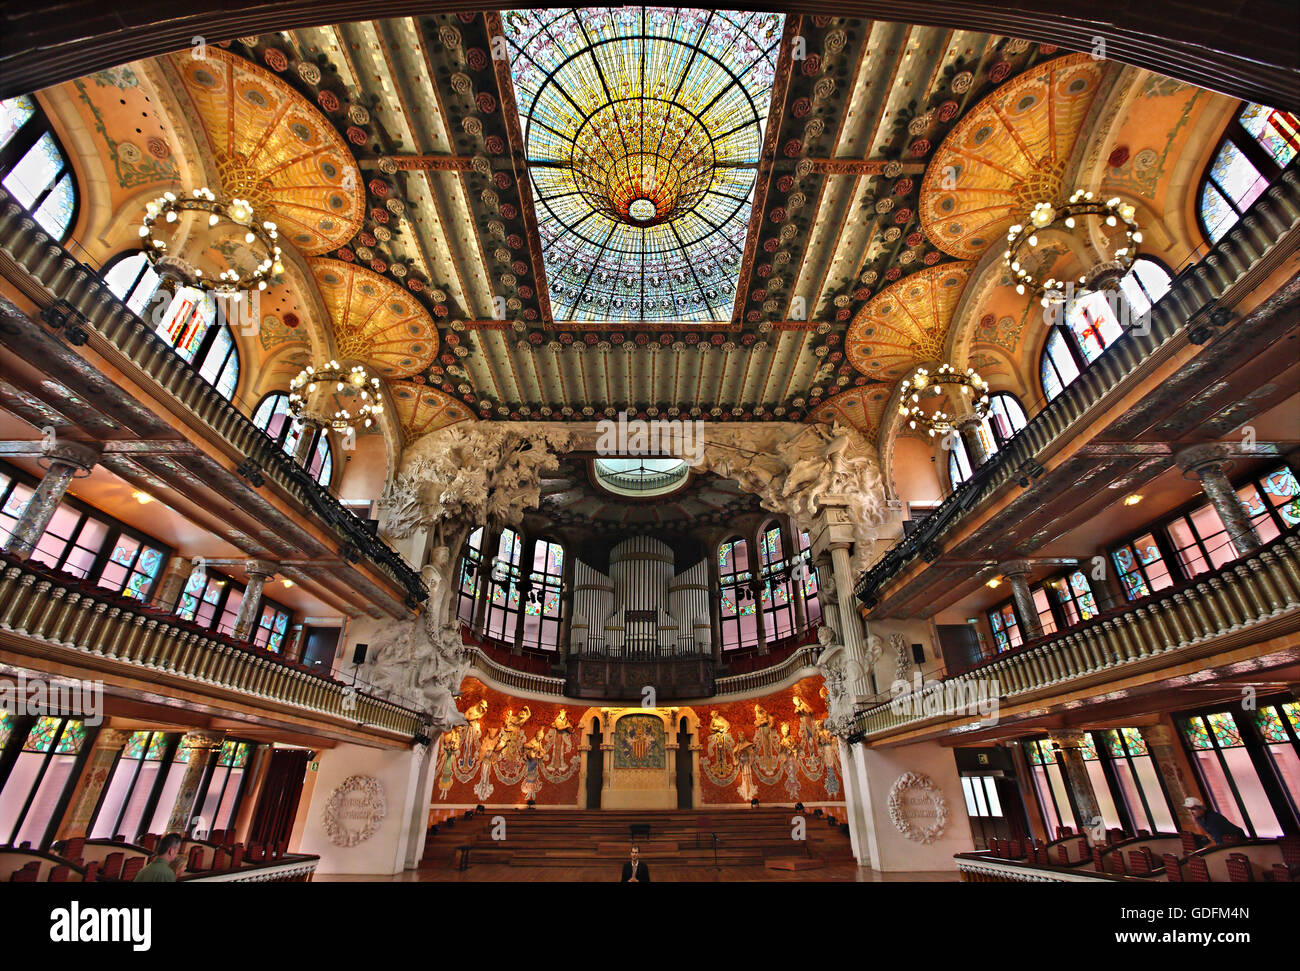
[316, 863, 961, 882]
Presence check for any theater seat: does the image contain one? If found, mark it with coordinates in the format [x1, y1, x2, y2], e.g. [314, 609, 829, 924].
[1225, 853, 1253, 882]
[122, 858, 144, 881]
[1163, 853, 1183, 881]
[1188, 857, 1211, 882]
[102, 852, 124, 881]
[10, 862, 39, 882]
[49, 865, 71, 882]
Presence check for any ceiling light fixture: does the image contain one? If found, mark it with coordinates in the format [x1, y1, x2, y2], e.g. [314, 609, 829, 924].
[1123, 494, 1144, 506]
[139, 188, 283, 292]
[1003, 192, 1140, 305]
[288, 360, 384, 434]
[897, 363, 990, 436]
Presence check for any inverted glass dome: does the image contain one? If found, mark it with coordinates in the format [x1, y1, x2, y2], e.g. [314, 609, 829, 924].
[592, 456, 690, 497]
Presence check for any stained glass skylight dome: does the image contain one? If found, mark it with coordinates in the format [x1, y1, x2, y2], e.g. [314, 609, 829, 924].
[504, 6, 784, 323]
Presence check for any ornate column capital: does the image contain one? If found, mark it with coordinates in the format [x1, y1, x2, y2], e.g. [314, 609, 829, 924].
[181, 730, 224, 754]
[997, 559, 1036, 578]
[1046, 729, 1088, 750]
[40, 439, 101, 473]
[94, 728, 132, 749]
[1173, 442, 1233, 475]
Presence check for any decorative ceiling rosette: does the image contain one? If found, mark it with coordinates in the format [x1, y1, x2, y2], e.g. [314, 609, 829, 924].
[918, 53, 1107, 261]
[845, 262, 974, 377]
[169, 46, 365, 255]
[810, 385, 892, 436]
[309, 259, 440, 379]
[389, 381, 472, 440]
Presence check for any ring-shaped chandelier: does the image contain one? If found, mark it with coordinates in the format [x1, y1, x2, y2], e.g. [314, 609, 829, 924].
[288, 361, 384, 433]
[898, 364, 990, 437]
[139, 188, 283, 292]
[1004, 191, 1141, 306]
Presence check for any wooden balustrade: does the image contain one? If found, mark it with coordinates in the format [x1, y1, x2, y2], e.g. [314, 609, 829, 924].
[850, 533, 1300, 741]
[0, 557, 424, 740]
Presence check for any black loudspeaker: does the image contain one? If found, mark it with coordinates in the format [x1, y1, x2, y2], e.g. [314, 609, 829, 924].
[911, 643, 926, 664]
[352, 643, 368, 665]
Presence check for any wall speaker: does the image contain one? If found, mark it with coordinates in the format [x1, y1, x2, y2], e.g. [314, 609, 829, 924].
[352, 643, 368, 665]
[911, 643, 926, 664]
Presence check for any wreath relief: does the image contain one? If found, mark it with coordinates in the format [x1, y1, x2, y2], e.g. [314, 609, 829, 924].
[887, 771, 949, 844]
[323, 774, 387, 847]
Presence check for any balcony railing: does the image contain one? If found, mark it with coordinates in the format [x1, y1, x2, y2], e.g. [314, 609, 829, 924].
[855, 167, 1300, 607]
[714, 644, 821, 697]
[848, 532, 1300, 742]
[0, 189, 425, 607]
[0, 554, 425, 740]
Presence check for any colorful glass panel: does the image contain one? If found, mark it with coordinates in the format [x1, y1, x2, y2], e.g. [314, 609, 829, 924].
[55, 720, 85, 754]
[0, 708, 13, 749]
[1080, 732, 1099, 761]
[505, 7, 784, 322]
[1281, 702, 1300, 736]
[23, 716, 61, 752]
[0, 95, 35, 148]
[1205, 711, 1242, 748]
[1121, 726, 1148, 757]
[144, 733, 167, 761]
[1253, 706, 1290, 744]
[1103, 729, 1127, 759]
[1238, 103, 1300, 168]
[1182, 716, 1213, 750]
[124, 731, 149, 760]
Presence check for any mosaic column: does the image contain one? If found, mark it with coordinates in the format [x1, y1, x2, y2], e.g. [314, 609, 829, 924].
[999, 559, 1043, 641]
[56, 728, 130, 841]
[2, 440, 100, 559]
[1141, 722, 1198, 831]
[164, 731, 224, 834]
[955, 414, 991, 469]
[1175, 444, 1262, 556]
[231, 560, 276, 642]
[1047, 729, 1103, 839]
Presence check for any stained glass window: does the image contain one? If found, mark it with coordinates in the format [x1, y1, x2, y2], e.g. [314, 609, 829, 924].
[23, 716, 62, 752]
[1049, 570, 1099, 627]
[97, 534, 165, 601]
[1206, 711, 1242, 748]
[1120, 726, 1148, 757]
[1254, 706, 1290, 744]
[1283, 702, 1300, 736]
[1200, 103, 1299, 243]
[0, 709, 13, 750]
[522, 538, 565, 650]
[719, 536, 757, 650]
[757, 526, 795, 642]
[1182, 715, 1213, 750]
[124, 731, 149, 760]
[1080, 732, 1099, 760]
[485, 528, 524, 642]
[250, 392, 331, 487]
[1102, 729, 1127, 759]
[1261, 466, 1300, 526]
[1, 101, 78, 240]
[1111, 533, 1173, 602]
[253, 602, 293, 653]
[505, 7, 784, 322]
[987, 603, 1020, 651]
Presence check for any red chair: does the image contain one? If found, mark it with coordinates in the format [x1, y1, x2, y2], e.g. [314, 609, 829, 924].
[187, 846, 207, 872]
[274, 840, 287, 859]
[1127, 848, 1154, 876]
[1187, 857, 1211, 882]
[230, 845, 244, 869]
[10, 862, 40, 882]
[139, 834, 158, 853]
[101, 852, 124, 881]
[122, 858, 144, 881]
[1107, 828, 1126, 845]
[49, 865, 71, 882]
[1162, 853, 1183, 881]
[208, 829, 226, 846]
[247, 843, 264, 862]
[1225, 853, 1253, 882]
[1179, 832, 1199, 856]
[1270, 863, 1294, 882]
[1279, 835, 1300, 869]
[59, 837, 85, 860]
[82, 861, 100, 882]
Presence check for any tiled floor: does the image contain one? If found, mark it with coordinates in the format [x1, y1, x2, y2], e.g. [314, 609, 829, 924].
[316, 863, 961, 882]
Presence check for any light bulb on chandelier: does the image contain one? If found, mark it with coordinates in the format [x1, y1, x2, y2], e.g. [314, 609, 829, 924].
[897, 363, 990, 437]
[139, 187, 283, 293]
[288, 362, 384, 433]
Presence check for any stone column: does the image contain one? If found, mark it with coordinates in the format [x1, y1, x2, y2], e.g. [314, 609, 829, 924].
[292, 418, 323, 467]
[1047, 730, 1102, 839]
[557, 544, 577, 662]
[2, 440, 100, 559]
[955, 414, 991, 469]
[152, 556, 196, 614]
[1141, 722, 1198, 831]
[165, 731, 224, 834]
[814, 496, 872, 703]
[231, 560, 276, 642]
[56, 728, 130, 841]
[999, 559, 1043, 641]
[1175, 444, 1262, 557]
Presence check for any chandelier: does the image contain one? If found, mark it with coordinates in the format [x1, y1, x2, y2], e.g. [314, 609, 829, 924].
[1004, 191, 1141, 306]
[898, 363, 990, 437]
[139, 187, 283, 292]
[288, 361, 384, 432]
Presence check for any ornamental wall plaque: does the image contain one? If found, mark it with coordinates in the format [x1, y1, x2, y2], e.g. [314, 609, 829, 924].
[322, 775, 386, 847]
[887, 771, 949, 844]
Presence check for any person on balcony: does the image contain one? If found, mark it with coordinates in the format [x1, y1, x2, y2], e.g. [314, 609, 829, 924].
[1185, 797, 1246, 845]
[134, 833, 182, 882]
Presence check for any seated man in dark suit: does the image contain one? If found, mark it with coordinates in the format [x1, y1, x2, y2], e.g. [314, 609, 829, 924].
[620, 844, 650, 882]
[1186, 797, 1247, 845]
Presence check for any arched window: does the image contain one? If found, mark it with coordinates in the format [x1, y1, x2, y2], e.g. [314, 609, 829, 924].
[456, 527, 485, 626]
[1, 95, 77, 240]
[522, 539, 564, 651]
[1039, 258, 1172, 402]
[1199, 103, 1298, 243]
[101, 251, 240, 402]
[718, 537, 757, 651]
[797, 530, 821, 626]
[947, 391, 1029, 486]
[484, 528, 523, 642]
[758, 524, 795, 642]
[250, 391, 334, 488]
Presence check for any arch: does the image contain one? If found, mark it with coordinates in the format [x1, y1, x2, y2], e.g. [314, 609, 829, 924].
[249, 390, 333, 487]
[944, 390, 1028, 488]
[1, 93, 78, 241]
[1036, 257, 1174, 403]
[1197, 102, 1299, 245]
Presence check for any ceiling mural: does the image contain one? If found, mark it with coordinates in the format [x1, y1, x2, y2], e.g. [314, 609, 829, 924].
[167, 46, 366, 255]
[845, 261, 973, 378]
[917, 52, 1108, 261]
[37, 13, 1232, 434]
[308, 259, 441, 379]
